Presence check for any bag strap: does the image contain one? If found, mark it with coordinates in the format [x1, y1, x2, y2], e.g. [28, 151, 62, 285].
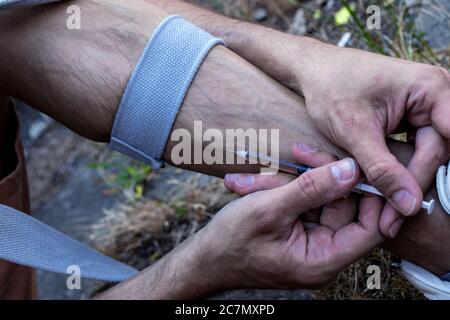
[0, 204, 138, 282]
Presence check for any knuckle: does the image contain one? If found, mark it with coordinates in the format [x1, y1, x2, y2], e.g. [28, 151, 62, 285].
[420, 65, 450, 88]
[434, 66, 450, 83]
[329, 100, 372, 146]
[364, 159, 397, 192]
[297, 172, 324, 205]
[248, 192, 280, 226]
[239, 192, 262, 214]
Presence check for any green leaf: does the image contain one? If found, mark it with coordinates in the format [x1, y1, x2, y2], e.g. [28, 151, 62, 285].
[313, 9, 322, 20]
[335, 4, 354, 26]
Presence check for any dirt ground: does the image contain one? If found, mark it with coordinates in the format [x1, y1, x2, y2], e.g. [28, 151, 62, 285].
[18, 0, 449, 299]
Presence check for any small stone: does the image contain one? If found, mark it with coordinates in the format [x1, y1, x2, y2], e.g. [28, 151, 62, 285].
[290, 9, 307, 35]
[28, 115, 52, 141]
[253, 7, 268, 21]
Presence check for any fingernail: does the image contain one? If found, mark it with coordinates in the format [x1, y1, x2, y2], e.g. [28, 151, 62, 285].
[331, 158, 356, 182]
[297, 143, 318, 153]
[235, 175, 254, 188]
[391, 190, 417, 216]
[224, 174, 240, 185]
[389, 219, 404, 238]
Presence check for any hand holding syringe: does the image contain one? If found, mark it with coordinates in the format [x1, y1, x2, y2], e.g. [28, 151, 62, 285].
[231, 149, 435, 214]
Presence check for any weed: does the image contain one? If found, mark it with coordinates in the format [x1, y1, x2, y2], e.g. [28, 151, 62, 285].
[88, 152, 152, 202]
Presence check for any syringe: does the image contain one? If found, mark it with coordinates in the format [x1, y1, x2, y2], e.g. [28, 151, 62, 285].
[231, 149, 435, 214]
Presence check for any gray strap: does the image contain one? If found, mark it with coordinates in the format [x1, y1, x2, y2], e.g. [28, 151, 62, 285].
[442, 272, 450, 282]
[110, 16, 224, 169]
[0, 204, 138, 282]
[0, 0, 60, 10]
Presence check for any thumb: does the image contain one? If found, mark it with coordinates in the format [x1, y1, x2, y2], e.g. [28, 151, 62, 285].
[351, 135, 423, 216]
[265, 158, 359, 216]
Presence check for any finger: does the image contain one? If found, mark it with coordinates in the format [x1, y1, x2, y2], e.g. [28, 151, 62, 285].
[282, 144, 337, 223]
[379, 203, 404, 238]
[431, 95, 450, 141]
[224, 173, 293, 196]
[224, 143, 339, 196]
[294, 143, 350, 229]
[407, 68, 450, 140]
[293, 143, 338, 167]
[408, 126, 448, 189]
[349, 132, 423, 217]
[379, 126, 447, 237]
[328, 196, 384, 269]
[320, 196, 357, 232]
[261, 158, 360, 217]
[404, 67, 450, 153]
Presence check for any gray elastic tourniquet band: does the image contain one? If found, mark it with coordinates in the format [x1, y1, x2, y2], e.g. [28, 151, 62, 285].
[0, 15, 221, 282]
[110, 15, 224, 169]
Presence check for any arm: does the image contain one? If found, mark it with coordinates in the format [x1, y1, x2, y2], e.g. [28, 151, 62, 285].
[0, 0, 344, 169]
[98, 157, 382, 299]
[95, 232, 218, 299]
[0, 0, 448, 277]
[150, 0, 450, 236]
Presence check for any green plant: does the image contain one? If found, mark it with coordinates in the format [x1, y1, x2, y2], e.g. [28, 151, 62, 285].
[338, 0, 445, 65]
[88, 152, 152, 201]
[170, 200, 188, 218]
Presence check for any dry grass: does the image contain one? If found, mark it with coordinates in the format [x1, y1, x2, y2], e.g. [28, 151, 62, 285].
[315, 248, 424, 300]
[90, 172, 236, 269]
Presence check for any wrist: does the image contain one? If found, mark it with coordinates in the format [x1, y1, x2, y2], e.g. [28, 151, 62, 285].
[168, 230, 226, 298]
[150, 229, 226, 299]
[290, 40, 339, 96]
[96, 230, 224, 300]
[219, 21, 307, 91]
[215, 19, 338, 97]
[150, 0, 338, 96]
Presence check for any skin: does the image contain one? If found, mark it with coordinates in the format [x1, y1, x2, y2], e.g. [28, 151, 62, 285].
[98, 157, 385, 299]
[0, 0, 448, 298]
[152, 0, 450, 238]
[226, 130, 450, 277]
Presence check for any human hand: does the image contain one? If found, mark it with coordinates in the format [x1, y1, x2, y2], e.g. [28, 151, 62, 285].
[383, 130, 450, 276]
[196, 155, 383, 291]
[225, 142, 449, 279]
[288, 43, 450, 237]
[148, 0, 450, 237]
